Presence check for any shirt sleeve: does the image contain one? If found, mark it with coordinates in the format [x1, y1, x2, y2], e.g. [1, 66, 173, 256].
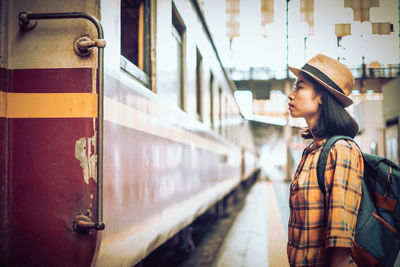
[323, 140, 364, 248]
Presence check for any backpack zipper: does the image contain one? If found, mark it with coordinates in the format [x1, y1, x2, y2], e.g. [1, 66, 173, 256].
[383, 166, 393, 197]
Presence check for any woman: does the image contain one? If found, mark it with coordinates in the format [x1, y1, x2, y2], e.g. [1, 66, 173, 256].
[286, 54, 364, 266]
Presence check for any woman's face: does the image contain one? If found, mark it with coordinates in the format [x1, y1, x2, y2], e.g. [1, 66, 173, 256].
[287, 73, 322, 120]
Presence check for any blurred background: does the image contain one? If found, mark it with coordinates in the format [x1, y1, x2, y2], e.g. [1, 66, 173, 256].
[199, 0, 399, 181]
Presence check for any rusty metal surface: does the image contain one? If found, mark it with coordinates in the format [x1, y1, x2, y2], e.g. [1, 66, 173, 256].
[4, 119, 99, 266]
[0, 68, 99, 266]
[3, 0, 99, 70]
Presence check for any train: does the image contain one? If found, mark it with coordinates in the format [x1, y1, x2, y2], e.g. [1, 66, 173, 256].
[0, 0, 259, 266]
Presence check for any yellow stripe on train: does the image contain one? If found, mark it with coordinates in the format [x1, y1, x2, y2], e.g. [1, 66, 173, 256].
[0, 92, 98, 118]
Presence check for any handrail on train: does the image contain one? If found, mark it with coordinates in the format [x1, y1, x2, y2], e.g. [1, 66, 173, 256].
[18, 12, 105, 231]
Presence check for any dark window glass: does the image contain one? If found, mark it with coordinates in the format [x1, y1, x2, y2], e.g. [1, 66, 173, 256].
[210, 72, 214, 128]
[121, 0, 144, 68]
[172, 3, 186, 109]
[196, 49, 203, 120]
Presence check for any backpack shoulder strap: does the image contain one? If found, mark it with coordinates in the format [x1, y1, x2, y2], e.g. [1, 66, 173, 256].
[316, 135, 354, 195]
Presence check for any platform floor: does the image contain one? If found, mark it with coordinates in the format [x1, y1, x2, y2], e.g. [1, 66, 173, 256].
[213, 179, 290, 267]
[212, 179, 400, 267]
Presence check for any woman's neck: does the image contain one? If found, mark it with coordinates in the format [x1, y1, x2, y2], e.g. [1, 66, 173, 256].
[305, 114, 319, 131]
[306, 106, 322, 138]
[306, 115, 322, 145]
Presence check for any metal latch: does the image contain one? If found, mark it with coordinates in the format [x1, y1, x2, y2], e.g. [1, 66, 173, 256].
[73, 214, 105, 234]
[74, 36, 106, 57]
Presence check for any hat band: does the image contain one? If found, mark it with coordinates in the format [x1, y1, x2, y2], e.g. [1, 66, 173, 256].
[301, 64, 345, 94]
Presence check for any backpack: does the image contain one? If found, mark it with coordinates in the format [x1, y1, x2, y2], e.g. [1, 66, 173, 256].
[317, 135, 400, 267]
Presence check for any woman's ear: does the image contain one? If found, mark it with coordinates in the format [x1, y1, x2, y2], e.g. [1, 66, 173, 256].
[317, 92, 323, 105]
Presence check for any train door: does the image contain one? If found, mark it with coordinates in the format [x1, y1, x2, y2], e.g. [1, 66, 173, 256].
[0, 1, 105, 266]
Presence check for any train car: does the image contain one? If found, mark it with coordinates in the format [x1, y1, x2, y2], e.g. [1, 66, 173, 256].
[0, 0, 259, 266]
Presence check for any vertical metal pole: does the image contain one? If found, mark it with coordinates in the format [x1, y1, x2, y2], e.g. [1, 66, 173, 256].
[286, 0, 290, 78]
[286, 0, 292, 182]
[304, 36, 307, 62]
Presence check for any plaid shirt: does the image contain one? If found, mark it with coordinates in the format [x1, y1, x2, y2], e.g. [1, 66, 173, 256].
[287, 138, 364, 266]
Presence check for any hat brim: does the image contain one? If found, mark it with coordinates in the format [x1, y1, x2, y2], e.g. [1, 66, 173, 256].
[288, 66, 353, 107]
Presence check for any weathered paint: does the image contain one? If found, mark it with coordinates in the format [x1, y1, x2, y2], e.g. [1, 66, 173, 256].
[1, 1, 99, 70]
[4, 117, 99, 266]
[0, 67, 99, 266]
[75, 131, 98, 184]
[1, 0, 103, 265]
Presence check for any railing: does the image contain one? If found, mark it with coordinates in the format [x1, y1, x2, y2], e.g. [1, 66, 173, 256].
[227, 67, 289, 81]
[349, 65, 400, 79]
[228, 64, 400, 81]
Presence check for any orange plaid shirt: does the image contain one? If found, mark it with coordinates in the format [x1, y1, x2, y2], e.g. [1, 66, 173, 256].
[287, 138, 364, 266]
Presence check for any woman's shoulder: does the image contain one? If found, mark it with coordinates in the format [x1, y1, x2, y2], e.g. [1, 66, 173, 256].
[332, 138, 358, 148]
[330, 138, 362, 158]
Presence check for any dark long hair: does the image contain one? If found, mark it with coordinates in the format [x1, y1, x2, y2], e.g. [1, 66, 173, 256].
[300, 72, 359, 139]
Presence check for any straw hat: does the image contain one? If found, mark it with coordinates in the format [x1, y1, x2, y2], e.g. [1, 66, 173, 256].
[288, 54, 354, 107]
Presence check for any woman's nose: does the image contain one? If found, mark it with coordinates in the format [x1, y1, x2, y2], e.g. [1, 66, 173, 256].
[288, 91, 294, 100]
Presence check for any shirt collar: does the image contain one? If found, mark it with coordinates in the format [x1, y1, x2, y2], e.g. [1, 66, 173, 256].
[305, 138, 327, 154]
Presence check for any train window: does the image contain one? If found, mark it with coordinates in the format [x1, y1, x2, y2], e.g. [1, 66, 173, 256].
[218, 87, 222, 135]
[209, 72, 214, 129]
[121, 0, 151, 85]
[196, 48, 203, 121]
[225, 96, 228, 138]
[227, 101, 231, 141]
[172, 3, 186, 110]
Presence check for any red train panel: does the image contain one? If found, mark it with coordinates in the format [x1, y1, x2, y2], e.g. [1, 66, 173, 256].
[0, 68, 99, 266]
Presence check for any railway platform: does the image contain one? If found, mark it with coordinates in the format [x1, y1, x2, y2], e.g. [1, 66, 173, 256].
[140, 172, 400, 267]
[154, 177, 292, 267]
[174, 177, 400, 267]
[141, 176, 291, 267]
[213, 178, 290, 267]
[211, 178, 400, 267]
